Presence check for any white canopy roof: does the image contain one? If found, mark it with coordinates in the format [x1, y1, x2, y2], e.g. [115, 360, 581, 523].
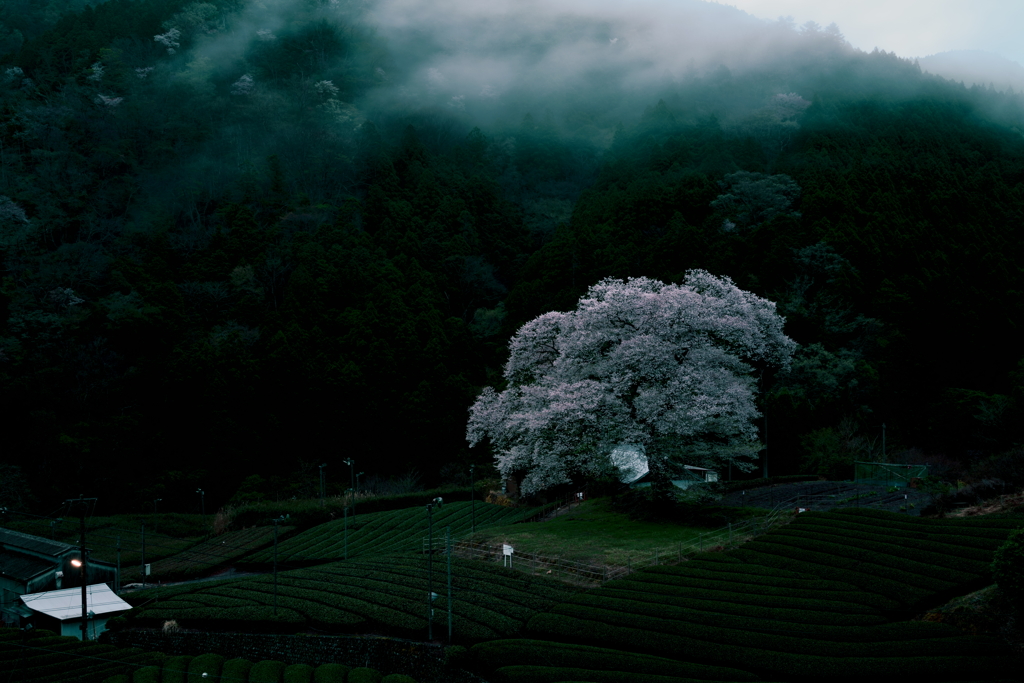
[610, 444, 649, 484]
[20, 583, 130, 621]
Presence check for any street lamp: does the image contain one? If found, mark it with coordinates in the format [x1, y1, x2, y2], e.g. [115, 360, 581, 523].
[425, 496, 443, 641]
[319, 464, 327, 508]
[272, 514, 290, 614]
[343, 458, 354, 500]
[344, 489, 354, 560]
[196, 489, 205, 517]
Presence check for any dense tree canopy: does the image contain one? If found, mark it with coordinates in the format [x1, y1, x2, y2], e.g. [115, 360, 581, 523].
[467, 274, 795, 494]
[0, 0, 1022, 510]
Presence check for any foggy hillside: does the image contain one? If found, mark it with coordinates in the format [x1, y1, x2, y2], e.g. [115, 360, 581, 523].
[0, 0, 1023, 511]
[917, 49, 1024, 94]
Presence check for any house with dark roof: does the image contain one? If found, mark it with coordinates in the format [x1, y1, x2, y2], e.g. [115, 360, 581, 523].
[0, 528, 118, 630]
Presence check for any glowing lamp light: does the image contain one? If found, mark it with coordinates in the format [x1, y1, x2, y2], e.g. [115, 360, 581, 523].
[70, 559, 83, 567]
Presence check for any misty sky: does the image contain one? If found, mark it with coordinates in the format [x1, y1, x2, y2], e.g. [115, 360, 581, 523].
[720, 0, 1024, 65]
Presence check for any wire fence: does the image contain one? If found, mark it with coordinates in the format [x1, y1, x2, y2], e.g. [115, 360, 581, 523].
[422, 496, 799, 586]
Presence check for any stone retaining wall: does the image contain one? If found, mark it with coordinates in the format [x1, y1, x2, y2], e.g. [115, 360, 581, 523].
[104, 629, 483, 683]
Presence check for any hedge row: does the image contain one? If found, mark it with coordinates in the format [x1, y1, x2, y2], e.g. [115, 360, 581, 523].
[832, 508, 1024, 529]
[469, 639, 758, 681]
[246, 501, 542, 564]
[0, 632, 167, 683]
[770, 527, 993, 575]
[544, 603, 999, 659]
[606, 575, 894, 613]
[615, 569, 890, 604]
[524, 613, 1016, 682]
[788, 517, 1008, 553]
[782, 518, 999, 565]
[641, 563, 861, 590]
[564, 593, 958, 643]
[729, 544, 933, 605]
[229, 484, 487, 528]
[129, 553, 573, 642]
[754, 536, 969, 588]
[716, 475, 820, 494]
[594, 587, 887, 627]
[95, 655, 409, 683]
[491, 665, 742, 683]
[148, 527, 292, 581]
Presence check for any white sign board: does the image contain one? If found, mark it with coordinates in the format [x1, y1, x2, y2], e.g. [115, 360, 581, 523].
[502, 544, 513, 556]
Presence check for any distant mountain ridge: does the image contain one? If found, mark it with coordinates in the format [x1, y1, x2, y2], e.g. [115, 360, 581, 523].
[917, 50, 1024, 93]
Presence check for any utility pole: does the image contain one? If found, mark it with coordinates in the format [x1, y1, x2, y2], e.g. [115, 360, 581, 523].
[425, 497, 443, 641]
[343, 459, 354, 514]
[344, 490, 353, 560]
[446, 525, 453, 643]
[272, 515, 289, 615]
[65, 496, 96, 641]
[115, 536, 121, 594]
[141, 524, 146, 589]
[470, 465, 476, 534]
[196, 489, 205, 517]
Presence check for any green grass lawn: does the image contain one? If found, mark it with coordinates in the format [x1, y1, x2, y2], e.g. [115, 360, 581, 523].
[463, 498, 766, 566]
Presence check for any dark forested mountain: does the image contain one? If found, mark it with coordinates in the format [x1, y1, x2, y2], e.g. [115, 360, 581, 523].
[1, 0, 1022, 511]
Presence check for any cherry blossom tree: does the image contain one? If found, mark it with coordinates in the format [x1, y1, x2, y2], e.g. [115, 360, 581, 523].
[467, 272, 796, 495]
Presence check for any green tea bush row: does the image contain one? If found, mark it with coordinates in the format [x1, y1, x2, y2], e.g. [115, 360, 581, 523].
[598, 587, 886, 626]
[748, 536, 954, 590]
[716, 475, 820, 494]
[598, 577, 897, 614]
[129, 554, 573, 641]
[770, 528, 987, 577]
[297, 565, 557, 617]
[188, 653, 225, 681]
[615, 570, 888, 604]
[470, 639, 757, 681]
[610, 573, 892, 610]
[524, 613, 1016, 681]
[757, 534, 977, 585]
[728, 544, 932, 605]
[249, 502, 544, 563]
[160, 655, 192, 683]
[789, 517, 1007, 552]
[833, 509, 1024, 529]
[283, 663, 314, 683]
[773, 527, 993, 573]
[151, 527, 291, 581]
[97, 658, 403, 683]
[490, 665, 728, 683]
[641, 563, 866, 590]
[564, 593, 958, 642]
[546, 603, 995, 658]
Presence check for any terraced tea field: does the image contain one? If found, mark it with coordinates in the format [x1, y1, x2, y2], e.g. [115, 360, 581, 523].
[142, 525, 293, 581]
[0, 629, 163, 683]
[501, 509, 1023, 683]
[244, 501, 550, 565]
[126, 554, 577, 641]
[0, 630, 416, 683]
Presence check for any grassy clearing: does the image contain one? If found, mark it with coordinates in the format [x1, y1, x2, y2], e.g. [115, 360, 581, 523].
[463, 499, 766, 566]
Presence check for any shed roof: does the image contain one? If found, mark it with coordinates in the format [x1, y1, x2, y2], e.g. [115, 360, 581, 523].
[20, 584, 130, 621]
[0, 549, 54, 583]
[0, 528, 75, 557]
